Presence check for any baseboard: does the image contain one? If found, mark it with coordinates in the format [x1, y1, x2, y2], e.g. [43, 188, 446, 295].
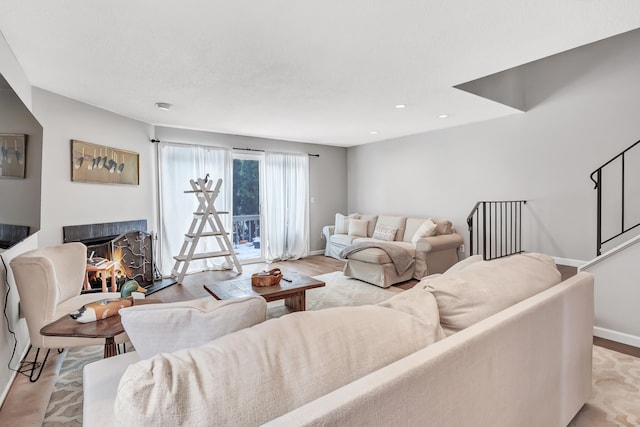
[594, 326, 640, 348]
[0, 343, 30, 407]
[552, 257, 586, 268]
[308, 250, 325, 256]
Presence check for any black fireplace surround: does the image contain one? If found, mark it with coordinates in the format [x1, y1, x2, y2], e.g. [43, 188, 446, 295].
[63, 220, 159, 291]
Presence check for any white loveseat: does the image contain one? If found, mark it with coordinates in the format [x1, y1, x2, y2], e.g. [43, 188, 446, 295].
[323, 214, 464, 287]
[83, 253, 593, 427]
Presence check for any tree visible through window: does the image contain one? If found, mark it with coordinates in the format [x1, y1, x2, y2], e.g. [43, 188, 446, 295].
[233, 159, 259, 216]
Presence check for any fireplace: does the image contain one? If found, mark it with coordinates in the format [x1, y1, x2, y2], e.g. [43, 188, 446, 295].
[63, 220, 167, 292]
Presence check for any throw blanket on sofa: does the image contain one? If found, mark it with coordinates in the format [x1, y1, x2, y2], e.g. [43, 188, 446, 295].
[340, 242, 414, 275]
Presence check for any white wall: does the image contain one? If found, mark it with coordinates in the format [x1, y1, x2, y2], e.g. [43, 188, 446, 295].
[32, 88, 157, 248]
[155, 127, 348, 253]
[580, 235, 640, 347]
[347, 28, 640, 262]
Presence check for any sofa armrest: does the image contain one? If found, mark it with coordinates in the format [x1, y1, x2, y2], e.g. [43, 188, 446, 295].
[83, 351, 141, 427]
[323, 225, 335, 256]
[414, 233, 464, 279]
[416, 233, 464, 253]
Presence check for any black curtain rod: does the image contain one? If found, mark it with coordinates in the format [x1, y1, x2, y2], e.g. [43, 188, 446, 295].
[234, 147, 265, 153]
[150, 141, 319, 157]
[234, 147, 319, 158]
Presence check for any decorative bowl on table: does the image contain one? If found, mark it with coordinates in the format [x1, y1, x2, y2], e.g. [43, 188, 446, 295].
[251, 268, 282, 287]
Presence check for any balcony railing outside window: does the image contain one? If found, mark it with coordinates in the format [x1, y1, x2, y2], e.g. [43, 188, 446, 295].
[233, 214, 259, 244]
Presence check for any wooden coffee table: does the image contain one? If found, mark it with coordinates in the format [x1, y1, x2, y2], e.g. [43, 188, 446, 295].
[40, 299, 159, 358]
[204, 272, 325, 312]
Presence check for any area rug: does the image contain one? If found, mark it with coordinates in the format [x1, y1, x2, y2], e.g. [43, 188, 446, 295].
[266, 270, 403, 318]
[43, 345, 103, 426]
[569, 345, 640, 426]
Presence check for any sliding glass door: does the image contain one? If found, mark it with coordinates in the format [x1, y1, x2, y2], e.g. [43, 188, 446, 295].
[232, 153, 264, 263]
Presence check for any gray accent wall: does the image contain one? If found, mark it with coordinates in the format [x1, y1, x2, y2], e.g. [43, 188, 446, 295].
[0, 32, 34, 406]
[155, 127, 348, 253]
[0, 82, 42, 234]
[347, 28, 640, 262]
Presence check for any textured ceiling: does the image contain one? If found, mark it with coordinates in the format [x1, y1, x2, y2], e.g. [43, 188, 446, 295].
[1, 1, 639, 146]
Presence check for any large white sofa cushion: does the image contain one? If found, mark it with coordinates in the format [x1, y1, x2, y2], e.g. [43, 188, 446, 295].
[420, 253, 561, 335]
[119, 296, 267, 359]
[376, 215, 406, 241]
[358, 214, 378, 237]
[403, 218, 427, 243]
[114, 304, 442, 426]
[348, 218, 369, 237]
[444, 254, 485, 273]
[334, 213, 359, 234]
[407, 219, 438, 243]
[377, 287, 446, 341]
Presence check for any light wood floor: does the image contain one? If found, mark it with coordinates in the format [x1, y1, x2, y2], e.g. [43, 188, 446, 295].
[0, 257, 631, 426]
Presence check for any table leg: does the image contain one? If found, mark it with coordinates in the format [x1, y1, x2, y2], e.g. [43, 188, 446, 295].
[104, 337, 118, 358]
[101, 271, 107, 293]
[110, 263, 117, 292]
[284, 291, 306, 311]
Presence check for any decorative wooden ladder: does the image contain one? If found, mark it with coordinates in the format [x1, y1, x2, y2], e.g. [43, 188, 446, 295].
[172, 177, 242, 283]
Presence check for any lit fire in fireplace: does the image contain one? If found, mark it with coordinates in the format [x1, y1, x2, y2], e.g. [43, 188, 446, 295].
[85, 230, 155, 290]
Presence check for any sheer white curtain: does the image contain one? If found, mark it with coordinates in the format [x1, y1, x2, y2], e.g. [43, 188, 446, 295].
[263, 152, 309, 261]
[158, 142, 232, 275]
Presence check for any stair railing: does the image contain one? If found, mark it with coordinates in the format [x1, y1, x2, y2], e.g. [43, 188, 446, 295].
[590, 139, 640, 256]
[466, 200, 526, 260]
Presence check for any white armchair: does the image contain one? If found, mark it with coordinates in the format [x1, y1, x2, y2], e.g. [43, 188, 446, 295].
[10, 242, 127, 381]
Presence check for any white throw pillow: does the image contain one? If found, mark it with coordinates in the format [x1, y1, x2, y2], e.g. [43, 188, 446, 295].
[335, 213, 359, 234]
[119, 296, 267, 359]
[411, 219, 438, 243]
[348, 219, 368, 237]
[429, 218, 452, 235]
[372, 224, 398, 241]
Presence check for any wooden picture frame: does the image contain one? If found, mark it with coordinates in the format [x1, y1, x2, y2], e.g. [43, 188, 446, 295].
[0, 134, 26, 179]
[71, 140, 139, 185]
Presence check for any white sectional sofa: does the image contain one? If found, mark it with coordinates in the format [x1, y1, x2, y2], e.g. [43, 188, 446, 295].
[83, 253, 594, 427]
[323, 213, 464, 287]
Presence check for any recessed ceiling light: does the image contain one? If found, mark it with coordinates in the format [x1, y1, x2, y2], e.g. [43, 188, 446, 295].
[155, 102, 173, 111]
[369, 131, 378, 135]
[395, 104, 407, 109]
[438, 114, 449, 119]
